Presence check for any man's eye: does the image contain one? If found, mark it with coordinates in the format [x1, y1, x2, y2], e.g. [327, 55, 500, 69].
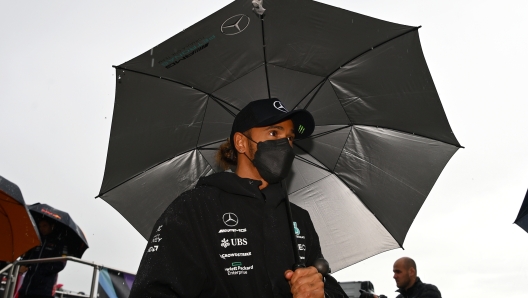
[269, 131, 277, 136]
[287, 136, 294, 141]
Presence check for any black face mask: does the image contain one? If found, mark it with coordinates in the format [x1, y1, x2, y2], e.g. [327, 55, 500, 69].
[245, 137, 295, 184]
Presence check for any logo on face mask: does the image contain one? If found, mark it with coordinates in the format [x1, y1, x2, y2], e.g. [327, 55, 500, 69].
[273, 101, 288, 113]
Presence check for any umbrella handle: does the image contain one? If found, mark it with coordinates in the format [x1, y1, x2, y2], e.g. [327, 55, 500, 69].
[293, 258, 330, 276]
[313, 258, 331, 276]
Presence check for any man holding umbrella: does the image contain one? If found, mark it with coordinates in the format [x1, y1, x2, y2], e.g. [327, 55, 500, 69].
[130, 98, 347, 297]
[18, 217, 66, 298]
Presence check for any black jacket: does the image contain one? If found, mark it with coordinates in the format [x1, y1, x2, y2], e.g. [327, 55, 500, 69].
[130, 172, 347, 297]
[19, 235, 66, 297]
[396, 277, 441, 298]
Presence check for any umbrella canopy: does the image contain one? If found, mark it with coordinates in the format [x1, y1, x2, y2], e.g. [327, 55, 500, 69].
[0, 175, 40, 262]
[98, 0, 461, 271]
[514, 189, 528, 233]
[27, 203, 89, 258]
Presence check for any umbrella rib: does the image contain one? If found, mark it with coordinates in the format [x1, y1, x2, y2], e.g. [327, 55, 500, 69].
[293, 155, 331, 172]
[296, 131, 409, 248]
[197, 149, 217, 174]
[302, 125, 352, 140]
[97, 142, 225, 198]
[113, 65, 211, 94]
[293, 79, 327, 111]
[259, 14, 271, 99]
[208, 96, 239, 117]
[112, 66, 243, 118]
[293, 26, 422, 111]
[197, 140, 225, 150]
[312, 75, 463, 148]
[293, 143, 390, 239]
[194, 96, 212, 150]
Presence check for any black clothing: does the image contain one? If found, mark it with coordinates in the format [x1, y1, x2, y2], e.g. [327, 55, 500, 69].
[396, 277, 441, 298]
[130, 172, 347, 297]
[19, 235, 66, 297]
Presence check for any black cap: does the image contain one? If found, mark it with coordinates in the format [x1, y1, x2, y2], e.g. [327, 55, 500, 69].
[230, 98, 315, 146]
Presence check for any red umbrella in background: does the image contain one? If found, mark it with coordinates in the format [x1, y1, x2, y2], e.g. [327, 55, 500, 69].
[0, 175, 40, 262]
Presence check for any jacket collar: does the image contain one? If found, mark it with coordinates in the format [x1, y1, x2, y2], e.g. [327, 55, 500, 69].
[396, 277, 423, 296]
[196, 172, 287, 207]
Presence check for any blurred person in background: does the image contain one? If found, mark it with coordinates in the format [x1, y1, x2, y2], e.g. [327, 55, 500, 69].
[18, 218, 66, 298]
[393, 257, 441, 298]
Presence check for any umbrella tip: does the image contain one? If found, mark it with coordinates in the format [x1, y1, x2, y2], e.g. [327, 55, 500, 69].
[252, 0, 266, 15]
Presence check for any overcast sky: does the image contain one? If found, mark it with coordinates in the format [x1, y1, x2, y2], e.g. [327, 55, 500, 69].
[1, 0, 527, 297]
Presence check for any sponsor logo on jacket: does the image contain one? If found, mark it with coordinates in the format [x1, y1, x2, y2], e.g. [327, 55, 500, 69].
[218, 228, 247, 233]
[221, 238, 248, 248]
[224, 262, 254, 275]
[219, 252, 252, 259]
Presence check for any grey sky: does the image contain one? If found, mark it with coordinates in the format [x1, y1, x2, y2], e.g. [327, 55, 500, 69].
[1, 0, 527, 297]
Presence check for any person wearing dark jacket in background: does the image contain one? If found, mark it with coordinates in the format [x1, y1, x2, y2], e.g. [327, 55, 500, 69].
[129, 98, 348, 298]
[18, 218, 66, 298]
[393, 257, 441, 298]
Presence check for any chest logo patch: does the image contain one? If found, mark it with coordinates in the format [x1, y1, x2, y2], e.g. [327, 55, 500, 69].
[223, 213, 238, 227]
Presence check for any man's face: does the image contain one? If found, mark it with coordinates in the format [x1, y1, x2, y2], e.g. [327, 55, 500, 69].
[393, 260, 411, 289]
[246, 119, 295, 157]
[38, 220, 53, 236]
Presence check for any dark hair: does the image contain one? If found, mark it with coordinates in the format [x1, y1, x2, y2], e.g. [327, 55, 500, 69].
[38, 217, 54, 225]
[216, 130, 252, 170]
[216, 138, 238, 170]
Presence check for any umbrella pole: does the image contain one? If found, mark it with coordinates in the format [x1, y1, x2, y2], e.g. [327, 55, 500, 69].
[284, 193, 306, 270]
[283, 182, 330, 275]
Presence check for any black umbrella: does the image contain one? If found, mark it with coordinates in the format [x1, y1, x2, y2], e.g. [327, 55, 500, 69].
[514, 189, 528, 233]
[98, 0, 461, 271]
[28, 203, 89, 258]
[0, 176, 40, 262]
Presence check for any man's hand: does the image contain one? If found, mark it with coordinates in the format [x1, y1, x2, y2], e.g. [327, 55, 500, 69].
[284, 266, 324, 298]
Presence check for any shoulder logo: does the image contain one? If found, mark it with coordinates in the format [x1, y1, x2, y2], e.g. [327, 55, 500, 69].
[221, 15, 250, 35]
[223, 212, 239, 227]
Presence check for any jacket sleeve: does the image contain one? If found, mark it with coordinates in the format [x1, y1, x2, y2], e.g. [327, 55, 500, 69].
[41, 240, 67, 275]
[129, 193, 207, 298]
[36, 259, 66, 275]
[303, 211, 348, 298]
[23, 243, 66, 275]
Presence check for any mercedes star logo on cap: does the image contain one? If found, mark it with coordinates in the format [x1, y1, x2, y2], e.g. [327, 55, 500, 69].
[273, 100, 288, 113]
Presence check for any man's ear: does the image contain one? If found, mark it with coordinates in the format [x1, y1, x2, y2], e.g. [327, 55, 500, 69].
[233, 132, 247, 154]
[409, 267, 416, 277]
